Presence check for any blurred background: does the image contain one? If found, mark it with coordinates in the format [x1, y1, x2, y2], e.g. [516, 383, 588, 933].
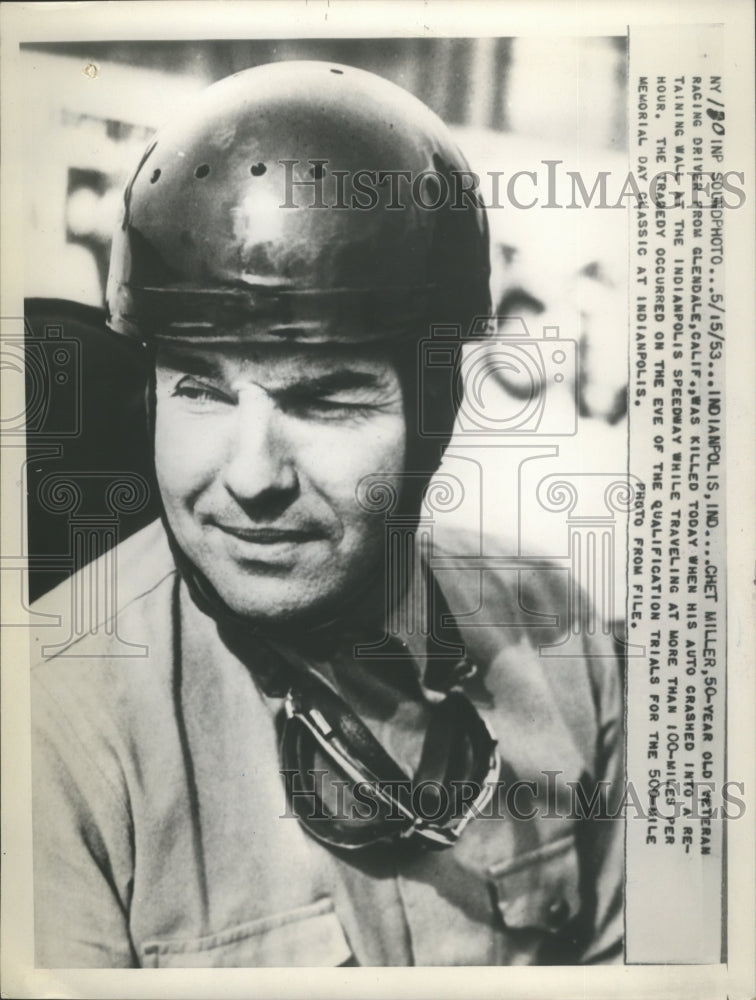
[20, 37, 631, 637]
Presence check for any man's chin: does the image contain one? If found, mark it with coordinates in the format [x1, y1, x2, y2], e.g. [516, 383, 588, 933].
[206, 569, 386, 636]
[206, 576, 346, 630]
[186, 542, 388, 633]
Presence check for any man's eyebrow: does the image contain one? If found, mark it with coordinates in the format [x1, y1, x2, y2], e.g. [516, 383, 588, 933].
[155, 349, 387, 395]
[155, 346, 223, 378]
[278, 370, 386, 396]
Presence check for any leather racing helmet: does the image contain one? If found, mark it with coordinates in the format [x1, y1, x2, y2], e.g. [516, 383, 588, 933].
[106, 60, 491, 459]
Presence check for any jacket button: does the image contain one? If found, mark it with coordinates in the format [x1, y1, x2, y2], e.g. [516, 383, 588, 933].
[546, 897, 570, 928]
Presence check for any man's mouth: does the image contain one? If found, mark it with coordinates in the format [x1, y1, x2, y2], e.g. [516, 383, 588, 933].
[212, 523, 325, 544]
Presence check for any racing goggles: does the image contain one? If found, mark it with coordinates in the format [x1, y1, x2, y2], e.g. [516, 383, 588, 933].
[281, 675, 499, 851]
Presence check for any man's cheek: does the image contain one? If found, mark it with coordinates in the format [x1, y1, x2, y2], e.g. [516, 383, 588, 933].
[156, 446, 199, 514]
[300, 428, 383, 479]
[308, 443, 404, 520]
[156, 416, 217, 497]
[343, 419, 406, 472]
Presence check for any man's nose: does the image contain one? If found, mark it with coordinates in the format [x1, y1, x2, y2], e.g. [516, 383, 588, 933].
[222, 393, 299, 505]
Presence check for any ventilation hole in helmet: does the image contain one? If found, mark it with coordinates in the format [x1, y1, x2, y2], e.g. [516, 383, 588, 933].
[194, 163, 210, 179]
[330, 68, 343, 74]
[150, 168, 161, 184]
[309, 163, 325, 180]
[250, 162, 267, 176]
[432, 152, 446, 173]
[423, 175, 441, 203]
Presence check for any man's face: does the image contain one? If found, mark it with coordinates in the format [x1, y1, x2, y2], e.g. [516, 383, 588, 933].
[154, 340, 407, 624]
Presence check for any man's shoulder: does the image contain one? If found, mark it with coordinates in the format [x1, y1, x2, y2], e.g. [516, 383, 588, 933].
[433, 524, 622, 706]
[432, 525, 571, 618]
[31, 520, 177, 668]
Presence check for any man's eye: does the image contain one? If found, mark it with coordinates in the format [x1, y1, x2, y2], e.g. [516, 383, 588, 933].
[290, 395, 373, 418]
[172, 379, 230, 404]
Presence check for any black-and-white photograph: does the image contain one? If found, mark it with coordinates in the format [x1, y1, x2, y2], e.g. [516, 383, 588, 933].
[1, 2, 753, 997]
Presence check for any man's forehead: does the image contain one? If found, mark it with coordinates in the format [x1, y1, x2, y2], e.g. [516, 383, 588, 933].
[155, 339, 397, 383]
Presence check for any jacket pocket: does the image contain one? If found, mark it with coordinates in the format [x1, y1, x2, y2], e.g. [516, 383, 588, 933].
[488, 833, 581, 935]
[140, 897, 354, 968]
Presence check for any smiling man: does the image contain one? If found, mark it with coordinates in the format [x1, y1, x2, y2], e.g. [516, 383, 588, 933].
[153, 341, 407, 623]
[31, 61, 624, 969]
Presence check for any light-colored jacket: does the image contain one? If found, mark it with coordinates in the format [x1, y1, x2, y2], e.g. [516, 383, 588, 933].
[32, 520, 624, 967]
